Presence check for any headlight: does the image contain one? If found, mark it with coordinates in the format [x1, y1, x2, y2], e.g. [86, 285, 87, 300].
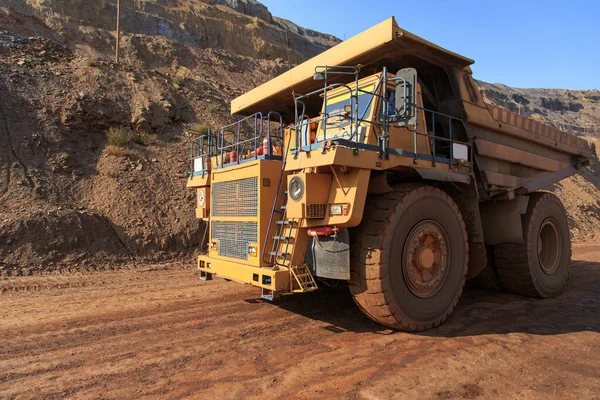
[330, 204, 343, 215]
[289, 176, 304, 202]
[197, 188, 206, 207]
[330, 203, 350, 216]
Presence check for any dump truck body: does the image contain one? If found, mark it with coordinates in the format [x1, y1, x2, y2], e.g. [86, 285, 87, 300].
[187, 17, 592, 330]
[230, 17, 590, 199]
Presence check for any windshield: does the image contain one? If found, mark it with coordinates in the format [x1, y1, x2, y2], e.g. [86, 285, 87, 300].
[322, 86, 376, 129]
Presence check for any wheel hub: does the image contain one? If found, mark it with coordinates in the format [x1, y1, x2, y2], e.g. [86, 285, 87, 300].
[538, 218, 561, 275]
[417, 247, 435, 269]
[404, 221, 449, 298]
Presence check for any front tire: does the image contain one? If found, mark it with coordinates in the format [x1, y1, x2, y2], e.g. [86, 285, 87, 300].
[350, 184, 468, 331]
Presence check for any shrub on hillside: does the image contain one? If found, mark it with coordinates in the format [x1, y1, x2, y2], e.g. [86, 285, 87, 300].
[107, 127, 132, 148]
[171, 75, 185, 87]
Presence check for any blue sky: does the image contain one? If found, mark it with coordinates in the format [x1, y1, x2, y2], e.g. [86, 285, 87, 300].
[261, 0, 599, 90]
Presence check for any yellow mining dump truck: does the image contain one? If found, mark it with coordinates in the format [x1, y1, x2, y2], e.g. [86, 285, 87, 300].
[186, 17, 592, 331]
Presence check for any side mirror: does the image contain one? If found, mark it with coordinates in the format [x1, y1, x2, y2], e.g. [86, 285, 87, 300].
[394, 68, 418, 127]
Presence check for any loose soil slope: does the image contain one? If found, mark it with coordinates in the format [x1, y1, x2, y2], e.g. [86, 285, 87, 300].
[0, 4, 294, 275]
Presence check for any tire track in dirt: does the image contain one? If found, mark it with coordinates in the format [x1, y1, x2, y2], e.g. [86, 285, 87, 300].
[0, 247, 599, 399]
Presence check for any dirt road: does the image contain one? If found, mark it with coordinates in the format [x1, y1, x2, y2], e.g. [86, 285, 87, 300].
[1, 245, 599, 399]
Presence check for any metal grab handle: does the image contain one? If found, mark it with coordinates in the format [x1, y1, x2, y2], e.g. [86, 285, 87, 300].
[188, 131, 217, 177]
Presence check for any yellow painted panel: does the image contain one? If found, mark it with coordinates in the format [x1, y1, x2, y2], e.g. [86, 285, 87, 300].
[198, 256, 290, 292]
[286, 172, 332, 219]
[186, 174, 210, 188]
[325, 168, 370, 227]
[211, 160, 262, 182]
[284, 146, 470, 176]
[195, 208, 209, 219]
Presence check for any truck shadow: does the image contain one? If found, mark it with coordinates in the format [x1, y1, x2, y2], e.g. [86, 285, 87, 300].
[273, 259, 599, 337]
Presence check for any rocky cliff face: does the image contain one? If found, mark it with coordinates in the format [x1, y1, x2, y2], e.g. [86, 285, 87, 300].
[478, 81, 600, 135]
[205, 0, 272, 21]
[0, 0, 340, 63]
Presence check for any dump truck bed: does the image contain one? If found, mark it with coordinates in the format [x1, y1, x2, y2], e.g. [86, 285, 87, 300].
[464, 103, 591, 195]
[231, 17, 592, 197]
[231, 17, 473, 118]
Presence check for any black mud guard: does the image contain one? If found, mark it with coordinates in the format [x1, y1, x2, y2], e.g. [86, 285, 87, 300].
[305, 228, 350, 280]
[479, 195, 530, 245]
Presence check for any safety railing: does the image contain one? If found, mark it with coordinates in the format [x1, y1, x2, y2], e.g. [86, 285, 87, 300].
[292, 64, 472, 167]
[292, 65, 387, 156]
[416, 106, 471, 165]
[216, 111, 284, 168]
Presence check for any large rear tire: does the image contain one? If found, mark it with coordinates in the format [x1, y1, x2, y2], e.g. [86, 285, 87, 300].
[470, 246, 504, 291]
[494, 192, 571, 298]
[350, 184, 468, 331]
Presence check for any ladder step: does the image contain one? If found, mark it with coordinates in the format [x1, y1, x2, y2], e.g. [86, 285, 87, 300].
[280, 205, 286, 210]
[269, 251, 289, 258]
[276, 220, 293, 225]
[261, 288, 280, 302]
[273, 235, 292, 241]
[292, 266, 317, 290]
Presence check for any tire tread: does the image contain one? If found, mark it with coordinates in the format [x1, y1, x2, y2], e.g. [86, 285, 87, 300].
[494, 192, 572, 298]
[350, 184, 468, 331]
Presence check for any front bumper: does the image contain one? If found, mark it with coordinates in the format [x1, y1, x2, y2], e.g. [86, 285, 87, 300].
[198, 255, 290, 292]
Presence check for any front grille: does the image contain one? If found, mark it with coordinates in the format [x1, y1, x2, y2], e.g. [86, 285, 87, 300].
[211, 221, 258, 260]
[212, 177, 258, 217]
[306, 203, 327, 219]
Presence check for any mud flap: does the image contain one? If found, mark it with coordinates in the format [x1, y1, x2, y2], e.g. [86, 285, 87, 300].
[305, 228, 350, 280]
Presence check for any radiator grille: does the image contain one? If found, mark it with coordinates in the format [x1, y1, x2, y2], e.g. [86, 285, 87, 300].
[212, 177, 258, 217]
[306, 203, 327, 219]
[211, 221, 258, 260]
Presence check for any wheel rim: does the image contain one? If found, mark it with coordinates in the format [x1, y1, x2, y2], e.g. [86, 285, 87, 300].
[403, 220, 449, 298]
[538, 218, 561, 275]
